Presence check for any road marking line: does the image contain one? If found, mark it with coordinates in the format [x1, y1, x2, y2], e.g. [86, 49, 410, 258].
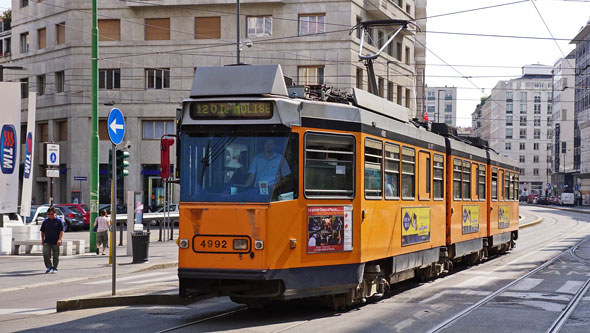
[511, 278, 543, 291]
[455, 276, 497, 288]
[84, 272, 169, 285]
[557, 280, 585, 294]
[419, 290, 448, 304]
[0, 308, 54, 315]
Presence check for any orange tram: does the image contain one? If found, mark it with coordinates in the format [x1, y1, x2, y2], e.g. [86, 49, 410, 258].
[177, 65, 520, 308]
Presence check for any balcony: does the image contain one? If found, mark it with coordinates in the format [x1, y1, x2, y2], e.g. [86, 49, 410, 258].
[124, 0, 284, 6]
[365, 0, 414, 21]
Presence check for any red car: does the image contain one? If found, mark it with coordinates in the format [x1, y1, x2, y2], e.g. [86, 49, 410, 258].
[56, 203, 90, 228]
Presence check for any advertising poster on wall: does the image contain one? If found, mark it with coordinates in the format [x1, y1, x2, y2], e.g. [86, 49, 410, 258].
[0, 83, 22, 213]
[401, 207, 431, 246]
[499, 206, 510, 229]
[307, 206, 352, 253]
[462, 205, 479, 234]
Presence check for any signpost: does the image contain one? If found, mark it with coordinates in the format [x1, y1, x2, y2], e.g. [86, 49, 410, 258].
[45, 143, 60, 205]
[107, 108, 125, 296]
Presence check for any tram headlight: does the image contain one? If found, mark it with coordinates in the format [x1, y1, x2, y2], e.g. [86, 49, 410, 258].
[179, 239, 189, 249]
[254, 240, 264, 250]
[233, 239, 248, 250]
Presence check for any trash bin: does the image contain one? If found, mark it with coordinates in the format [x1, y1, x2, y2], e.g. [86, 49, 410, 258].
[131, 232, 150, 263]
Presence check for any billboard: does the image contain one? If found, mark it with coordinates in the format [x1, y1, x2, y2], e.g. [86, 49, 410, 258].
[0, 83, 21, 213]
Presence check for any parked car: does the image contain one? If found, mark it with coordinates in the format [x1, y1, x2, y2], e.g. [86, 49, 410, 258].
[58, 206, 86, 231]
[155, 204, 179, 213]
[528, 194, 539, 204]
[56, 203, 90, 228]
[30, 205, 66, 227]
[535, 196, 548, 205]
[1, 213, 24, 227]
[99, 204, 127, 215]
[561, 192, 575, 206]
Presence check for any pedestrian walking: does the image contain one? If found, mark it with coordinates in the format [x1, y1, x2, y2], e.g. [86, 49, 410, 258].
[40, 207, 66, 274]
[94, 209, 111, 255]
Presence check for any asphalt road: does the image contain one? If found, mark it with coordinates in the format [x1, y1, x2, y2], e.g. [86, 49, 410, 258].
[3, 205, 590, 333]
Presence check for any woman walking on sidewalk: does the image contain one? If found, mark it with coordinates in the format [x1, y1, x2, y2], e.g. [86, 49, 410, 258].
[40, 207, 66, 274]
[94, 210, 111, 255]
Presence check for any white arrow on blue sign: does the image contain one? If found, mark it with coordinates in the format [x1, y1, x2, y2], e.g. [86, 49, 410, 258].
[107, 108, 125, 145]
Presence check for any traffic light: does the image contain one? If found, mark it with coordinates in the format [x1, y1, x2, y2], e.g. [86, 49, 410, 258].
[160, 138, 174, 179]
[108, 148, 113, 180]
[116, 150, 130, 178]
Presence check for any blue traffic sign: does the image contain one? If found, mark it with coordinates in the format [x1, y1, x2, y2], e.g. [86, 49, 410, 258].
[107, 108, 125, 145]
[74, 176, 87, 181]
[50, 152, 57, 163]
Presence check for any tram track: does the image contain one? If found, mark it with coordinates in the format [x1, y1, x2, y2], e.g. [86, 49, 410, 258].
[429, 233, 590, 333]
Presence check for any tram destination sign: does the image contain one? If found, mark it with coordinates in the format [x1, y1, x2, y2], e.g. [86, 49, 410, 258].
[190, 101, 272, 120]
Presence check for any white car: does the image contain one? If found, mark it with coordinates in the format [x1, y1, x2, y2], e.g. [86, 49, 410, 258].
[2, 213, 24, 227]
[30, 206, 66, 225]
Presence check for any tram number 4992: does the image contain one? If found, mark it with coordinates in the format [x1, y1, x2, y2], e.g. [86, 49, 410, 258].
[199, 240, 227, 249]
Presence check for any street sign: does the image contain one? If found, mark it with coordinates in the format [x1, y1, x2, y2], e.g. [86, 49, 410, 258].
[46, 169, 59, 178]
[74, 176, 87, 181]
[46, 143, 60, 166]
[107, 108, 125, 145]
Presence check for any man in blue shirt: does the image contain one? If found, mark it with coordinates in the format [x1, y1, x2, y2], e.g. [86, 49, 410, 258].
[244, 139, 291, 195]
[40, 207, 66, 274]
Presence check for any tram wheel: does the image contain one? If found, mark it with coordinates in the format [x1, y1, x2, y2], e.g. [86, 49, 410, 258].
[465, 251, 480, 266]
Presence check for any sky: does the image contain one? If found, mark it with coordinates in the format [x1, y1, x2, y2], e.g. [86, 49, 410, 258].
[1, 0, 589, 128]
[425, 0, 590, 127]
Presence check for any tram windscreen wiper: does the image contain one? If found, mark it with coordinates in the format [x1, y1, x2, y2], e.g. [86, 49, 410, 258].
[200, 139, 211, 185]
[199, 131, 236, 186]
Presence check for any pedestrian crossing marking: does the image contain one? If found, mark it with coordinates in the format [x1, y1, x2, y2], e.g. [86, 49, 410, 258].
[556, 280, 584, 294]
[455, 276, 498, 288]
[128, 275, 177, 284]
[511, 278, 543, 291]
[84, 272, 169, 285]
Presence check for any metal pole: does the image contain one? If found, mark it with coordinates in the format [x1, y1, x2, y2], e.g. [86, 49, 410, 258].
[111, 144, 117, 295]
[90, 0, 99, 253]
[49, 177, 53, 206]
[236, 0, 240, 64]
[168, 180, 173, 240]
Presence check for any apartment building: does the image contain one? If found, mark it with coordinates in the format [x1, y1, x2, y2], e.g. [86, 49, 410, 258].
[550, 51, 576, 194]
[571, 20, 590, 204]
[8, 0, 426, 207]
[424, 86, 457, 126]
[479, 65, 553, 196]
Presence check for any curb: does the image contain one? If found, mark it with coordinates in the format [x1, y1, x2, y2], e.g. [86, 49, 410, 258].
[546, 206, 590, 214]
[520, 217, 543, 229]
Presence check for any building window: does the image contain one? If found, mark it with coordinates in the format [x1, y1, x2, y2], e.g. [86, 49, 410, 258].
[143, 120, 175, 140]
[145, 68, 170, 89]
[396, 42, 402, 61]
[534, 92, 541, 103]
[195, 17, 221, 39]
[397, 85, 402, 105]
[533, 143, 539, 150]
[298, 66, 324, 85]
[99, 69, 121, 90]
[21, 0, 28, 8]
[247, 16, 272, 37]
[505, 128, 513, 139]
[519, 128, 527, 139]
[56, 23, 66, 45]
[506, 115, 513, 126]
[20, 78, 28, 99]
[520, 91, 527, 101]
[534, 129, 541, 140]
[427, 91, 435, 100]
[520, 116, 527, 126]
[38, 122, 49, 142]
[445, 114, 452, 124]
[520, 168, 525, 175]
[37, 75, 45, 96]
[506, 91, 513, 101]
[356, 16, 362, 39]
[365, 139, 383, 199]
[378, 77, 384, 97]
[533, 168, 539, 176]
[520, 103, 527, 114]
[298, 14, 325, 36]
[534, 103, 541, 114]
[519, 155, 525, 163]
[506, 103, 513, 114]
[305, 132, 355, 198]
[56, 120, 68, 141]
[20, 32, 29, 53]
[377, 30, 384, 49]
[533, 155, 539, 163]
[145, 18, 170, 41]
[38, 28, 46, 49]
[98, 19, 121, 41]
[520, 143, 525, 150]
[505, 142, 511, 150]
[534, 116, 541, 126]
[404, 46, 410, 65]
[445, 103, 452, 112]
[405, 88, 411, 108]
[387, 81, 394, 101]
[55, 71, 65, 93]
[356, 67, 363, 89]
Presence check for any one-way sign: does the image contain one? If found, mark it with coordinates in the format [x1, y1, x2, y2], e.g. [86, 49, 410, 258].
[107, 108, 125, 145]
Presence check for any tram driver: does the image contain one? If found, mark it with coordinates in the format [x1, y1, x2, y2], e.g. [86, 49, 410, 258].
[239, 138, 291, 196]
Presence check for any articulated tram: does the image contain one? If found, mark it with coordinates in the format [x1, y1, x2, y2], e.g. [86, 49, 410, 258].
[176, 64, 519, 308]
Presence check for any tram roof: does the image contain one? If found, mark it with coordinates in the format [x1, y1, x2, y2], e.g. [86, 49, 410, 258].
[190, 65, 289, 98]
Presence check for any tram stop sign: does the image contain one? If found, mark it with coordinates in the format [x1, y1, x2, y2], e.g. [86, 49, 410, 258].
[107, 108, 125, 145]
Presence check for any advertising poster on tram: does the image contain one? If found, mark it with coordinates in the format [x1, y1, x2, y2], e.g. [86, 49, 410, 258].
[307, 206, 352, 253]
[462, 205, 479, 234]
[401, 207, 430, 246]
[499, 206, 510, 229]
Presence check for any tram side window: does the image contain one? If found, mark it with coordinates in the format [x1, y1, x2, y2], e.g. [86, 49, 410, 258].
[304, 133, 355, 198]
[509, 173, 514, 201]
[384, 143, 400, 199]
[453, 158, 462, 200]
[432, 154, 444, 200]
[364, 139, 383, 199]
[504, 172, 510, 201]
[478, 164, 486, 200]
[401, 147, 415, 199]
[418, 151, 431, 200]
[462, 160, 471, 200]
[513, 174, 519, 200]
[491, 168, 498, 200]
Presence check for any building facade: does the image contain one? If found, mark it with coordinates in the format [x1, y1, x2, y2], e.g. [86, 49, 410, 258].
[8, 0, 426, 207]
[479, 65, 553, 196]
[424, 86, 457, 126]
[571, 21, 590, 204]
[550, 51, 576, 194]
